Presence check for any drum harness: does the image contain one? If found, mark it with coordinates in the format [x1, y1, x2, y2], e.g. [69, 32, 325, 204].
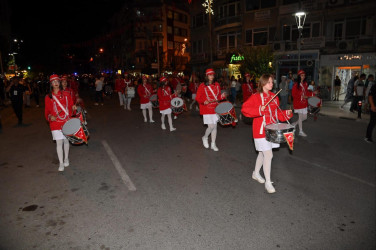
[205, 85, 219, 106]
[52, 95, 69, 121]
[260, 93, 291, 135]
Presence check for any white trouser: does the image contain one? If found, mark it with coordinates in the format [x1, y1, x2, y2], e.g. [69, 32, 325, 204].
[118, 92, 126, 106]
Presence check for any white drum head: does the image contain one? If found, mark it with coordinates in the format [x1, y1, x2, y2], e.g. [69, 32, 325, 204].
[265, 123, 294, 130]
[215, 102, 233, 114]
[171, 97, 184, 108]
[62, 118, 81, 135]
[308, 96, 321, 107]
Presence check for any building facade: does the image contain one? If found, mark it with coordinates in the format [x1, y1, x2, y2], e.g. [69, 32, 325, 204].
[189, 0, 375, 100]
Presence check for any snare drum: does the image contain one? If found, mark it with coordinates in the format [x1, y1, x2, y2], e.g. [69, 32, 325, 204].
[126, 87, 135, 98]
[265, 123, 295, 143]
[215, 101, 237, 126]
[307, 96, 321, 115]
[171, 97, 185, 115]
[62, 118, 90, 145]
[150, 94, 159, 108]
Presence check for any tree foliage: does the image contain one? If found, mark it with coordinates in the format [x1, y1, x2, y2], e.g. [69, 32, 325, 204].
[239, 46, 275, 78]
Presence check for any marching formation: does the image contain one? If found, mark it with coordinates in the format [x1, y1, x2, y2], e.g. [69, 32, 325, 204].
[43, 68, 323, 194]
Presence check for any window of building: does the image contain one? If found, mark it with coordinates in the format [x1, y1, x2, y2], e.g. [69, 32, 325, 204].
[193, 13, 207, 27]
[282, 0, 299, 4]
[219, 34, 227, 49]
[334, 21, 344, 40]
[245, 29, 252, 44]
[269, 26, 276, 42]
[218, 1, 240, 18]
[198, 40, 203, 53]
[167, 26, 172, 34]
[245, 0, 276, 11]
[346, 17, 364, 39]
[312, 23, 320, 37]
[167, 10, 173, 19]
[228, 33, 236, 48]
[253, 28, 268, 45]
[283, 25, 291, 40]
[218, 32, 241, 49]
[193, 41, 197, 54]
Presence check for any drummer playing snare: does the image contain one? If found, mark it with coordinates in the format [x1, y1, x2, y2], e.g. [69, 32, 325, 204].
[241, 74, 292, 193]
[45, 74, 77, 172]
[196, 68, 227, 152]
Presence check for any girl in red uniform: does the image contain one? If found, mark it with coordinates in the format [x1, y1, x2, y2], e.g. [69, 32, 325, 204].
[188, 74, 200, 111]
[241, 74, 292, 193]
[196, 69, 227, 152]
[45, 75, 76, 172]
[137, 76, 155, 123]
[115, 74, 126, 108]
[241, 73, 255, 102]
[157, 76, 178, 131]
[291, 70, 314, 137]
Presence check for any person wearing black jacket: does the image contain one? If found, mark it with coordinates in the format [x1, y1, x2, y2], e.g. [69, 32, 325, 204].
[6, 77, 25, 126]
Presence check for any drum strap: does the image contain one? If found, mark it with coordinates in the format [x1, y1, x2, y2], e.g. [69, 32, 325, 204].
[206, 85, 218, 101]
[162, 88, 170, 96]
[260, 94, 266, 135]
[144, 85, 151, 96]
[52, 95, 69, 117]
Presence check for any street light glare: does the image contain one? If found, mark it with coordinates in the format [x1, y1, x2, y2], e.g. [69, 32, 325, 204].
[295, 12, 306, 17]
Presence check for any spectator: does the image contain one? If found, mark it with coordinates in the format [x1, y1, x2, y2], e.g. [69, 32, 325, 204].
[6, 77, 25, 126]
[31, 79, 41, 107]
[94, 76, 104, 106]
[333, 75, 341, 101]
[287, 71, 294, 104]
[279, 75, 288, 110]
[340, 75, 358, 110]
[351, 73, 366, 113]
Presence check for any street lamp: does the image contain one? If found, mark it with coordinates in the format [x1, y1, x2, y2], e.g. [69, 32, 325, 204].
[294, 11, 306, 71]
[203, 0, 214, 65]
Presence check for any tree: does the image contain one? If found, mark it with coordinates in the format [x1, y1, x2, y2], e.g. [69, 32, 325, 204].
[239, 46, 275, 78]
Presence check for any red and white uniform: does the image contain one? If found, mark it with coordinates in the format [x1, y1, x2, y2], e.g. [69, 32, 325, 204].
[292, 81, 314, 110]
[125, 79, 133, 90]
[69, 78, 79, 94]
[241, 91, 292, 139]
[115, 78, 126, 94]
[196, 82, 225, 115]
[137, 83, 153, 104]
[242, 81, 255, 102]
[45, 91, 74, 131]
[189, 82, 199, 95]
[157, 86, 177, 111]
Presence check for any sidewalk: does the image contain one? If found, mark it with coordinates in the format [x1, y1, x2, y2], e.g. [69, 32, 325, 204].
[320, 100, 370, 123]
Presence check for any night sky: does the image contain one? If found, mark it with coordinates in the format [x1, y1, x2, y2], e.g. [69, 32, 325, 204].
[9, 0, 125, 72]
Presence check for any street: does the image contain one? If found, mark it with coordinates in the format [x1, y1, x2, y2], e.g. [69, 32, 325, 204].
[0, 93, 375, 250]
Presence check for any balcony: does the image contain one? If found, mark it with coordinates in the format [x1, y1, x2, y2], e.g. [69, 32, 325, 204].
[214, 16, 241, 31]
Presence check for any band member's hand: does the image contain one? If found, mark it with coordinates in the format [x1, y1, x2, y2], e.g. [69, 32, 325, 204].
[260, 105, 266, 111]
[72, 105, 77, 111]
[50, 115, 56, 122]
[204, 100, 209, 105]
[287, 110, 292, 116]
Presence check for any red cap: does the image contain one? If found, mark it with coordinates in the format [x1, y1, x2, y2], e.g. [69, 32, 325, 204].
[245, 73, 250, 77]
[142, 75, 147, 80]
[61, 74, 68, 81]
[298, 70, 305, 76]
[206, 68, 215, 75]
[50, 74, 60, 82]
[160, 76, 167, 82]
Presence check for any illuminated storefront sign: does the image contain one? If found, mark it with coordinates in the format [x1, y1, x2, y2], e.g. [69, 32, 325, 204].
[230, 54, 244, 64]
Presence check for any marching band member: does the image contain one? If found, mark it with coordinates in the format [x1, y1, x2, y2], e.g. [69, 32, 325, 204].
[45, 74, 77, 172]
[137, 75, 155, 123]
[242, 73, 255, 103]
[61, 74, 77, 104]
[196, 68, 227, 152]
[189, 74, 200, 111]
[241, 74, 292, 193]
[124, 73, 134, 110]
[291, 70, 315, 137]
[115, 74, 126, 108]
[157, 76, 178, 131]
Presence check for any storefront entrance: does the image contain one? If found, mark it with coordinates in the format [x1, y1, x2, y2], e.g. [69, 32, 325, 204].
[334, 66, 362, 101]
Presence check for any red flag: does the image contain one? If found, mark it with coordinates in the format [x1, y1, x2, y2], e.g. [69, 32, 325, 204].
[283, 132, 294, 150]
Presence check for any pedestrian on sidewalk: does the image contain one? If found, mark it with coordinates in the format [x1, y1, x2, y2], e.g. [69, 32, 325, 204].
[351, 73, 366, 114]
[241, 74, 293, 193]
[196, 68, 227, 152]
[333, 75, 341, 101]
[341, 75, 358, 110]
[45, 74, 77, 171]
[365, 83, 376, 143]
[6, 76, 25, 126]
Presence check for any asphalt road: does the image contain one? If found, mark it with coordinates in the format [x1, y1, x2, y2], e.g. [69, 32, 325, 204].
[0, 92, 375, 250]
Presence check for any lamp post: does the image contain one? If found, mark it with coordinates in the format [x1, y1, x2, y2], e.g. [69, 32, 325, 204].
[294, 11, 306, 71]
[203, 0, 214, 65]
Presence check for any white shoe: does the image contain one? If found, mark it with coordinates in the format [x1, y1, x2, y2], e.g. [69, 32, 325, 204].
[94, 103, 99, 106]
[144, 119, 147, 123]
[265, 182, 276, 193]
[252, 171, 265, 184]
[150, 120, 155, 123]
[174, 116, 177, 120]
[161, 124, 166, 130]
[210, 143, 219, 151]
[64, 159, 69, 167]
[124, 106, 127, 110]
[128, 107, 131, 111]
[58, 163, 64, 172]
[202, 137, 209, 149]
[299, 131, 307, 137]
[170, 127, 176, 132]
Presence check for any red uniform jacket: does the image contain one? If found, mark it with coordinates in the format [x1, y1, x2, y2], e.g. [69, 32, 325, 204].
[196, 82, 225, 115]
[292, 81, 314, 110]
[115, 78, 126, 93]
[157, 86, 177, 111]
[171, 77, 180, 90]
[189, 82, 199, 94]
[137, 83, 153, 104]
[63, 87, 77, 104]
[242, 82, 255, 102]
[45, 91, 74, 131]
[241, 91, 292, 139]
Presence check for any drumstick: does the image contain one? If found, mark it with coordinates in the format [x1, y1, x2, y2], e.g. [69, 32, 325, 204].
[264, 89, 282, 107]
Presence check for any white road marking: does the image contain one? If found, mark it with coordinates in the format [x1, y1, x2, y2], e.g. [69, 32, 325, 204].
[102, 140, 137, 191]
[290, 155, 375, 188]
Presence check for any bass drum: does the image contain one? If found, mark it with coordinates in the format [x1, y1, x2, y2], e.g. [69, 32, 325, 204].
[62, 118, 90, 145]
